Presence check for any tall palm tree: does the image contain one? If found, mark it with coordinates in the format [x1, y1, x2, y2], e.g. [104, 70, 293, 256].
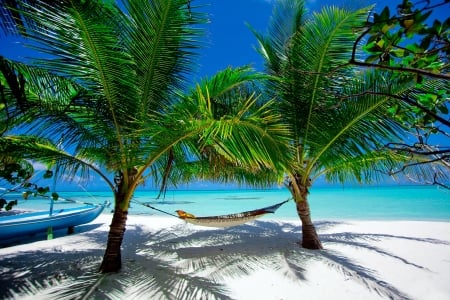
[1, 0, 291, 273]
[251, 0, 442, 249]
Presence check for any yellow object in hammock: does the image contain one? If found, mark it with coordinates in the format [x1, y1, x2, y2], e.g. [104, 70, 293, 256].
[176, 210, 196, 219]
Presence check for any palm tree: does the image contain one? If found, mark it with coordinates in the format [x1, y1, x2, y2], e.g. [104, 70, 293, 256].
[0, 0, 291, 273]
[250, 0, 438, 249]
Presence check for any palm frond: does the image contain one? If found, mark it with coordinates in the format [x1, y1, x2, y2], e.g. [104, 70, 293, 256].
[250, 0, 307, 75]
[284, 5, 371, 146]
[306, 71, 407, 165]
[316, 149, 405, 184]
[308, 70, 449, 184]
[1, 57, 120, 171]
[123, 0, 207, 113]
[139, 67, 292, 192]
[3, 1, 210, 174]
[193, 66, 267, 109]
[17, 0, 138, 123]
[0, 135, 115, 190]
[185, 84, 291, 172]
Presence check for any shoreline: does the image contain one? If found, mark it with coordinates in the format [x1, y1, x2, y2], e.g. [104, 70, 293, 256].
[3, 207, 450, 223]
[1, 214, 449, 299]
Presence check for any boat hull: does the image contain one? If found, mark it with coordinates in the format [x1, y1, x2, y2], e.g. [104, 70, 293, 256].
[0, 203, 106, 240]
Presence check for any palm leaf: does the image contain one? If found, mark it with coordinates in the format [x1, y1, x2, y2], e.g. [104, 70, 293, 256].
[250, 0, 307, 75]
[0, 135, 115, 190]
[306, 71, 409, 170]
[285, 5, 371, 153]
[143, 67, 292, 193]
[179, 78, 291, 172]
[124, 0, 207, 113]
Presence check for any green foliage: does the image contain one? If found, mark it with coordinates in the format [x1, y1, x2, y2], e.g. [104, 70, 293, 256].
[365, 1, 449, 72]
[0, 163, 55, 210]
[0, 0, 292, 203]
[347, 1, 449, 190]
[0, 198, 17, 211]
[252, 2, 413, 188]
[0, 0, 297, 271]
[0, 162, 31, 185]
[359, 0, 449, 132]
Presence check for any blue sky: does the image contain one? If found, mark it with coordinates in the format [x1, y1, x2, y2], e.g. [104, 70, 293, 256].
[194, 0, 373, 77]
[1, 0, 448, 191]
[1, 0, 377, 74]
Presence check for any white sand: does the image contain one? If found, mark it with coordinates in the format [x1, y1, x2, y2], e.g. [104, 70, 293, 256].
[0, 213, 449, 300]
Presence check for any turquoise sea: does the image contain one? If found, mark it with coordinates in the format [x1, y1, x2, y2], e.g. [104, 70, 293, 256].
[3, 185, 449, 222]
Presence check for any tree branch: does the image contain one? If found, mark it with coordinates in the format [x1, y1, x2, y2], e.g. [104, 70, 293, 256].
[348, 59, 450, 80]
[340, 90, 450, 127]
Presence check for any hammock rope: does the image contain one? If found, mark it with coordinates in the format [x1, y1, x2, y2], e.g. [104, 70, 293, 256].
[133, 198, 292, 228]
[132, 199, 180, 218]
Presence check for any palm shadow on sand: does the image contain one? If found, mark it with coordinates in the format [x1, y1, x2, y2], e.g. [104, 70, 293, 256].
[1, 219, 447, 299]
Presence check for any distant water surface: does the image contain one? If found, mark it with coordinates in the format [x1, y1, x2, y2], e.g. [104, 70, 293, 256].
[3, 186, 449, 222]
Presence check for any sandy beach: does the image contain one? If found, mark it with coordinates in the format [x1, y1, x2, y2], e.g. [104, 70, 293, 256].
[1, 213, 449, 300]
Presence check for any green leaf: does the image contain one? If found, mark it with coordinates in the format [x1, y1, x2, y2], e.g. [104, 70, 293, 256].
[376, 39, 385, 49]
[387, 105, 399, 115]
[37, 186, 50, 194]
[381, 23, 394, 33]
[5, 200, 17, 211]
[390, 49, 405, 57]
[365, 54, 380, 63]
[43, 170, 53, 179]
[0, 198, 6, 210]
[51, 192, 59, 201]
[438, 104, 449, 114]
[417, 93, 437, 106]
[375, 7, 390, 22]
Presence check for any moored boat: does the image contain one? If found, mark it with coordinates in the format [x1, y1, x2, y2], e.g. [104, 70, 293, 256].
[0, 202, 108, 240]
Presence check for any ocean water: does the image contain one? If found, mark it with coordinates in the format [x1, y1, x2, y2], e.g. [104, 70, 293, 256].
[3, 185, 449, 222]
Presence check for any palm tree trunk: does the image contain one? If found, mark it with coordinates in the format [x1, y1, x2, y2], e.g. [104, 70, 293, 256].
[295, 197, 323, 249]
[290, 175, 323, 249]
[99, 193, 128, 273]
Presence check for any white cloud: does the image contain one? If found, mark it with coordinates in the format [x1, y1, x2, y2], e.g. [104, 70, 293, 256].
[31, 161, 48, 171]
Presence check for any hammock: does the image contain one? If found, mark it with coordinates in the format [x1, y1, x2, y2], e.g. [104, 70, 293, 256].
[175, 199, 291, 228]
